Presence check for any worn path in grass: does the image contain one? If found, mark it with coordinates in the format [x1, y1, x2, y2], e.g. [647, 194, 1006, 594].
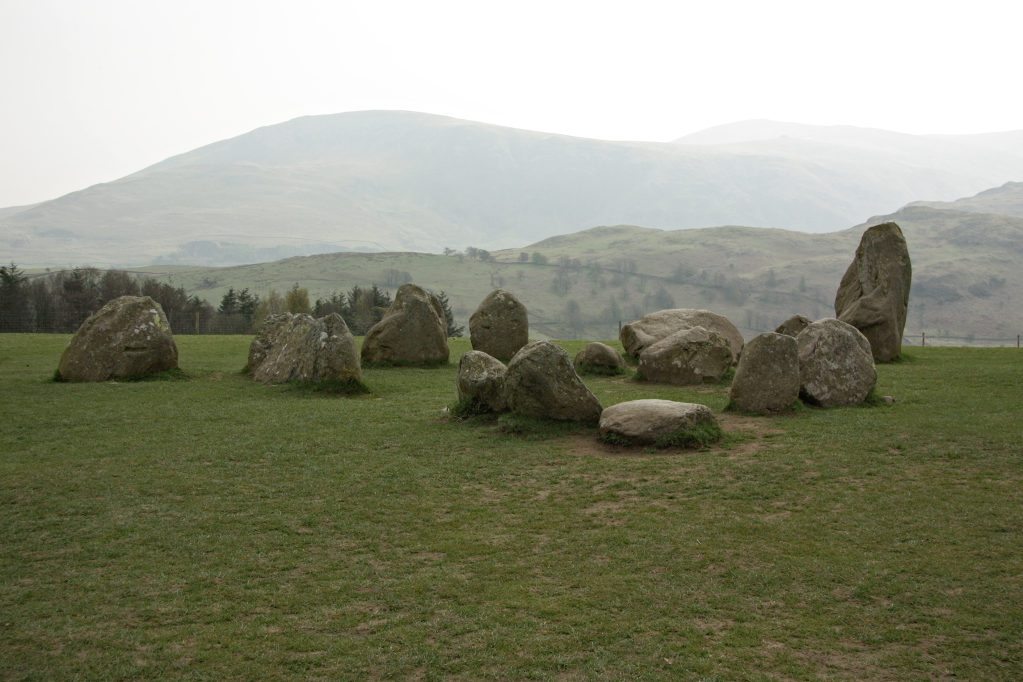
[1, 335, 1020, 680]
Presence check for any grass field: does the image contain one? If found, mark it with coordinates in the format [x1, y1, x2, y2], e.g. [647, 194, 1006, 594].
[1, 334, 1020, 680]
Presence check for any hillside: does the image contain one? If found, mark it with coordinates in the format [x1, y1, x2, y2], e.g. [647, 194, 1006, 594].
[3, 111, 1023, 268]
[132, 189, 1023, 345]
[909, 181, 1023, 218]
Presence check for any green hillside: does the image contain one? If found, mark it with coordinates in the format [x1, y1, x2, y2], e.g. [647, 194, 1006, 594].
[133, 199, 1023, 344]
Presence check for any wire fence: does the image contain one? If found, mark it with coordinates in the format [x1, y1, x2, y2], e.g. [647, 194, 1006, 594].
[903, 331, 1022, 348]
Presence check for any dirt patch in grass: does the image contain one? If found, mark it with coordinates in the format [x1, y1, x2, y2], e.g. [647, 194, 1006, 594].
[560, 412, 786, 458]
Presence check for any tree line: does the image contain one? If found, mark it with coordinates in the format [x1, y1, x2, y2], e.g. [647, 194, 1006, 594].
[0, 264, 462, 337]
[0, 264, 215, 334]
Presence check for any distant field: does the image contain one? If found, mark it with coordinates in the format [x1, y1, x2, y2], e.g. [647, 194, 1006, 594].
[1, 335, 1020, 679]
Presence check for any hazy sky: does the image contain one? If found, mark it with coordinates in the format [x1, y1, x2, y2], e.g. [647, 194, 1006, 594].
[1, 0, 1019, 207]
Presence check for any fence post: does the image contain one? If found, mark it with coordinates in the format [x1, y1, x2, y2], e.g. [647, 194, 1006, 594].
[922, 331, 925, 347]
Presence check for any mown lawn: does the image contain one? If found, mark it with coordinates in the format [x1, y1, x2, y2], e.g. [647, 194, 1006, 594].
[1, 334, 1020, 680]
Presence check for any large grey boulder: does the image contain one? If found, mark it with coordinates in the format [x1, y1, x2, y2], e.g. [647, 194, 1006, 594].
[620, 308, 744, 364]
[504, 340, 602, 422]
[729, 332, 799, 413]
[835, 222, 912, 362]
[456, 350, 507, 412]
[775, 314, 812, 338]
[248, 312, 361, 384]
[573, 342, 626, 374]
[57, 295, 178, 381]
[637, 326, 733, 385]
[796, 318, 877, 407]
[361, 283, 449, 365]
[469, 289, 529, 360]
[599, 399, 719, 446]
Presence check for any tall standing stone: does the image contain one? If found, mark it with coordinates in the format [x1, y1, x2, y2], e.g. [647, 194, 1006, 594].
[469, 289, 529, 360]
[361, 284, 449, 365]
[57, 295, 178, 381]
[835, 221, 912, 362]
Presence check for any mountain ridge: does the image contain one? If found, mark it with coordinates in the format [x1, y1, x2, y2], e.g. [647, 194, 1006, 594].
[3, 111, 1022, 268]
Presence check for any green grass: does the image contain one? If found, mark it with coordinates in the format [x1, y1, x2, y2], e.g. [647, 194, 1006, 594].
[1, 335, 1021, 679]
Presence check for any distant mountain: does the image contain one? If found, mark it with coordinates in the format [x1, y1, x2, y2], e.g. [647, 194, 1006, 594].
[3, 111, 1023, 267]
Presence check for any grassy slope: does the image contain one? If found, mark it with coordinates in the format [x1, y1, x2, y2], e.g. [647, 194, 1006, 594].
[134, 204, 1023, 343]
[1, 335, 1020, 679]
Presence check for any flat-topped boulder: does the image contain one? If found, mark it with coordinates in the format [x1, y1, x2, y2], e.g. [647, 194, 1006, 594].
[573, 342, 626, 374]
[456, 350, 507, 413]
[637, 326, 733, 385]
[469, 289, 529, 360]
[796, 318, 877, 406]
[248, 312, 361, 384]
[361, 283, 449, 365]
[835, 222, 912, 362]
[504, 340, 602, 423]
[620, 308, 744, 364]
[729, 332, 799, 413]
[599, 399, 720, 447]
[57, 295, 178, 382]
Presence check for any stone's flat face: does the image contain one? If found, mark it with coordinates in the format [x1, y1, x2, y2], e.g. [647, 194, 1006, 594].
[573, 342, 625, 371]
[504, 340, 602, 423]
[57, 295, 178, 381]
[361, 283, 449, 365]
[796, 318, 877, 407]
[637, 326, 733, 385]
[456, 350, 507, 412]
[469, 289, 529, 360]
[729, 332, 799, 413]
[835, 221, 912, 362]
[249, 312, 361, 384]
[620, 308, 744, 364]
[599, 399, 717, 445]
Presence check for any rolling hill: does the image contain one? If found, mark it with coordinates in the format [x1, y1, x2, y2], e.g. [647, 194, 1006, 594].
[130, 184, 1023, 345]
[3, 111, 1023, 268]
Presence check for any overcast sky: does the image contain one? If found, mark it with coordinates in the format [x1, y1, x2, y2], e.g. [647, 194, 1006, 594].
[1, 0, 1019, 207]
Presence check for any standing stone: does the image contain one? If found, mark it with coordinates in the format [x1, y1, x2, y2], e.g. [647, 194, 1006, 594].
[504, 340, 602, 422]
[361, 283, 449, 365]
[775, 314, 812, 338]
[456, 350, 508, 412]
[796, 318, 877, 407]
[620, 308, 744, 364]
[248, 312, 361, 384]
[835, 221, 912, 362]
[729, 332, 799, 413]
[57, 295, 178, 381]
[637, 326, 733, 385]
[599, 399, 719, 446]
[573, 342, 626, 374]
[469, 289, 529, 360]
